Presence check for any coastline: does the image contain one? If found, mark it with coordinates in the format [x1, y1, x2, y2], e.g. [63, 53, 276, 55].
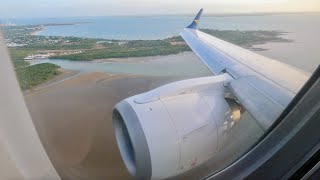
[29, 21, 93, 36]
[22, 51, 204, 94]
[23, 68, 79, 96]
[5, 23, 296, 66]
[30, 27, 44, 36]
[91, 51, 194, 64]
[9, 23, 312, 91]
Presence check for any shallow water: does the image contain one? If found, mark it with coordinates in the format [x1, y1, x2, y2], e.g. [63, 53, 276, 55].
[30, 52, 212, 77]
[21, 14, 320, 73]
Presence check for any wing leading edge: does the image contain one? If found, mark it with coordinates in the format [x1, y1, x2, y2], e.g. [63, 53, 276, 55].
[180, 9, 311, 128]
[181, 9, 309, 94]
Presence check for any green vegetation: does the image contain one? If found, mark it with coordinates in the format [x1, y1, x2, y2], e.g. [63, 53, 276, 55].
[3, 24, 292, 62]
[49, 29, 292, 60]
[9, 48, 32, 68]
[2, 24, 293, 89]
[12, 60, 30, 68]
[201, 29, 292, 49]
[50, 39, 190, 60]
[15, 63, 61, 90]
[21, 36, 97, 50]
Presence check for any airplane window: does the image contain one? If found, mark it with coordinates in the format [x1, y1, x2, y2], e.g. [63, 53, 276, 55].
[1, 1, 319, 179]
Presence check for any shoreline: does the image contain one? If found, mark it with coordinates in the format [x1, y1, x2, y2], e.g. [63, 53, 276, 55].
[6, 25, 295, 63]
[29, 22, 92, 36]
[26, 51, 212, 77]
[91, 51, 194, 64]
[23, 68, 80, 96]
[26, 51, 196, 63]
[30, 27, 44, 35]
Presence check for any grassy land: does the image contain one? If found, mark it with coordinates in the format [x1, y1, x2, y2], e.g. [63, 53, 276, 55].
[201, 29, 292, 49]
[51, 29, 290, 61]
[49, 29, 291, 60]
[3, 24, 292, 62]
[2, 24, 292, 89]
[9, 49, 32, 68]
[50, 39, 190, 60]
[15, 63, 61, 90]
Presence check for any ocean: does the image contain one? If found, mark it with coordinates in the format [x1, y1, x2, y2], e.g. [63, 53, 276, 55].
[5, 13, 320, 73]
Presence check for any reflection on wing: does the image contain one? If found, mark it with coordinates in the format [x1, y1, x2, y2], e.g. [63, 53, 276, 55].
[180, 9, 310, 126]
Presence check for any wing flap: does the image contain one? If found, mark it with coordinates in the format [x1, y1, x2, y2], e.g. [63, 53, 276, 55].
[226, 76, 292, 130]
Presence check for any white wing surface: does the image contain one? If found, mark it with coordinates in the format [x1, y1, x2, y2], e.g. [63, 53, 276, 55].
[181, 9, 310, 129]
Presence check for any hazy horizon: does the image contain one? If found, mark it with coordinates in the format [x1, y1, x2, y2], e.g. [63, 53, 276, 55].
[1, 11, 320, 21]
[1, 0, 320, 18]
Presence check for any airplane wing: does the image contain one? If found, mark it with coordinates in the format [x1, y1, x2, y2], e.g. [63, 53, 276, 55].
[113, 9, 315, 179]
[180, 9, 310, 130]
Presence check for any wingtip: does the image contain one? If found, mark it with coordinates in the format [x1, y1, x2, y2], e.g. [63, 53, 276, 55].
[186, 8, 203, 29]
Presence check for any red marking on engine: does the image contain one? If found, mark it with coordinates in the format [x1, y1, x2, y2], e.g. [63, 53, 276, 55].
[191, 157, 197, 168]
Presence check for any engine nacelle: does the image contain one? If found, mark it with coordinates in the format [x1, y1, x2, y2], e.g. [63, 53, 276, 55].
[113, 74, 241, 179]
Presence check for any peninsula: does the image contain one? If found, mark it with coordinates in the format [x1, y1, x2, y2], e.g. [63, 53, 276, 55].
[2, 24, 292, 90]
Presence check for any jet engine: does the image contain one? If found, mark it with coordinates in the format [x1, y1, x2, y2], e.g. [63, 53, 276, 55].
[113, 74, 242, 179]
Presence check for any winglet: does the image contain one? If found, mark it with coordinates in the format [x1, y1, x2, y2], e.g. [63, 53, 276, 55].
[186, 8, 203, 29]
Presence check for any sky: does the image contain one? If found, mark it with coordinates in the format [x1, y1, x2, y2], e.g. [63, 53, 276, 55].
[1, 0, 320, 18]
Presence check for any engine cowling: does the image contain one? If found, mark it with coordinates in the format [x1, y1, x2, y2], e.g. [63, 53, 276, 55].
[113, 74, 241, 179]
